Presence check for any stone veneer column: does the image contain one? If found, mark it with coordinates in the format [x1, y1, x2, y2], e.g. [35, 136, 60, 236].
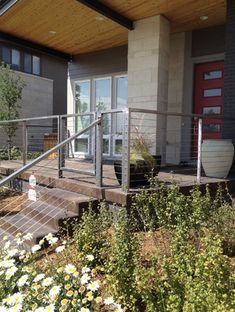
[127, 15, 170, 160]
[223, 0, 235, 171]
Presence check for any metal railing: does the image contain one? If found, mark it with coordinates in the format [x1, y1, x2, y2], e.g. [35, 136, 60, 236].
[0, 108, 235, 192]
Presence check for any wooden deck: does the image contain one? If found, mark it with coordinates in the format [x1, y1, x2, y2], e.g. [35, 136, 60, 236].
[1, 158, 235, 205]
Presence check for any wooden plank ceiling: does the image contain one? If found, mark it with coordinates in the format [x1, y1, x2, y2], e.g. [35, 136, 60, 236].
[0, 0, 226, 55]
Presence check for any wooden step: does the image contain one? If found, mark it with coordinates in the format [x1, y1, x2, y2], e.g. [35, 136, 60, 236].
[0, 214, 57, 243]
[21, 200, 77, 228]
[39, 188, 96, 214]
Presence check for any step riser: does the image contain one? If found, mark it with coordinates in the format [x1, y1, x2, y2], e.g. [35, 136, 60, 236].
[39, 194, 78, 213]
[21, 208, 59, 229]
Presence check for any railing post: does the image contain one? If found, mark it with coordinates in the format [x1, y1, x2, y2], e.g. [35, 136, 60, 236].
[122, 108, 130, 192]
[96, 114, 103, 187]
[22, 121, 28, 166]
[58, 116, 65, 178]
[197, 117, 202, 184]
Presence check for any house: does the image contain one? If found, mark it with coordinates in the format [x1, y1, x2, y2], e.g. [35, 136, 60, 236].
[0, 0, 232, 167]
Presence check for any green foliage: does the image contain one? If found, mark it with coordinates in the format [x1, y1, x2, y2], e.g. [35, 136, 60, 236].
[0, 63, 26, 142]
[106, 208, 140, 311]
[0, 146, 22, 160]
[209, 203, 235, 256]
[132, 179, 218, 232]
[74, 202, 112, 265]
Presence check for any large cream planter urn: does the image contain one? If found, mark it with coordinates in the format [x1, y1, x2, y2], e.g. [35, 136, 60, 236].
[201, 139, 234, 178]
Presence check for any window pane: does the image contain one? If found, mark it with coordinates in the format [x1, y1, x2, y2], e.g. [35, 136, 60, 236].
[2, 47, 10, 64]
[203, 88, 222, 97]
[75, 81, 90, 132]
[75, 138, 88, 153]
[95, 78, 111, 135]
[11, 49, 20, 70]
[203, 124, 221, 133]
[103, 138, 109, 154]
[24, 53, 31, 73]
[32, 55, 40, 75]
[116, 76, 127, 134]
[114, 139, 122, 154]
[204, 70, 222, 80]
[203, 106, 221, 115]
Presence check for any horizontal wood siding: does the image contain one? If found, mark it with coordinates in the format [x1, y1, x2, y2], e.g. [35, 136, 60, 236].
[69, 45, 128, 80]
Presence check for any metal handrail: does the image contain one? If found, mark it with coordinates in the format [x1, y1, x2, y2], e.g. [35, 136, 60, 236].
[0, 118, 100, 187]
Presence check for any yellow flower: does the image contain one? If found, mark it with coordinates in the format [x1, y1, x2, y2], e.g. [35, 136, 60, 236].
[66, 290, 73, 297]
[73, 290, 78, 297]
[31, 303, 38, 309]
[57, 267, 63, 274]
[61, 299, 69, 306]
[64, 275, 70, 281]
[72, 299, 77, 306]
[86, 291, 93, 297]
[95, 296, 102, 304]
[82, 298, 87, 304]
[64, 284, 71, 290]
[32, 283, 40, 290]
[73, 271, 79, 278]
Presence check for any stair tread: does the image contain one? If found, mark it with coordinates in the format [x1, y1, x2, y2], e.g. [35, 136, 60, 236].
[40, 188, 93, 202]
[1, 214, 57, 236]
[22, 201, 78, 219]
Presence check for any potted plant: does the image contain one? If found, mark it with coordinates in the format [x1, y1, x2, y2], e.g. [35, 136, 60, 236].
[114, 128, 161, 187]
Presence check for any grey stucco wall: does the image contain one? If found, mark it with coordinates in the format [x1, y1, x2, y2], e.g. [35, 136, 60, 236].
[69, 45, 128, 80]
[41, 54, 67, 115]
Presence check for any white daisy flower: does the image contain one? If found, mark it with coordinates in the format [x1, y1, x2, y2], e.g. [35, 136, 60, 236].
[2, 259, 15, 268]
[49, 285, 61, 298]
[7, 249, 19, 257]
[79, 308, 90, 312]
[42, 277, 53, 287]
[8, 303, 22, 312]
[55, 245, 65, 253]
[113, 303, 123, 312]
[6, 266, 18, 279]
[86, 254, 94, 261]
[31, 244, 41, 253]
[23, 233, 33, 241]
[64, 264, 76, 275]
[33, 273, 45, 282]
[104, 297, 114, 305]
[0, 306, 7, 312]
[35, 308, 46, 312]
[87, 280, 99, 292]
[45, 304, 55, 312]
[48, 237, 58, 245]
[11, 293, 24, 305]
[81, 273, 91, 285]
[82, 266, 91, 274]
[45, 233, 53, 241]
[17, 274, 29, 287]
[4, 241, 11, 250]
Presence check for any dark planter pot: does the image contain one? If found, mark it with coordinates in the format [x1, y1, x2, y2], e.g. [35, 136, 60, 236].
[114, 155, 161, 187]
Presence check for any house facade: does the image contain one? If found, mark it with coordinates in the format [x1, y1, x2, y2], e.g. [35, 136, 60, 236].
[0, 0, 233, 166]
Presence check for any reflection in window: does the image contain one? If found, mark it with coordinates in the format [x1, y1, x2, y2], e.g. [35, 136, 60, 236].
[203, 106, 221, 115]
[204, 70, 222, 80]
[116, 76, 127, 134]
[95, 78, 111, 135]
[114, 139, 122, 155]
[75, 138, 88, 153]
[24, 53, 32, 73]
[103, 138, 110, 154]
[75, 81, 90, 133]
[32, 56, 40, 75]
[203, 88, 222, 97]
[11, 49, 20, 70]
[2, 47, 10, 64]
[203, 124, 221, 133]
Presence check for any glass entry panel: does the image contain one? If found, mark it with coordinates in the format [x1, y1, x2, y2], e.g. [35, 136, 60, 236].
[114, 76, 128, 155]
[95, 78, 111, 155]
[74, 81, 90, 154]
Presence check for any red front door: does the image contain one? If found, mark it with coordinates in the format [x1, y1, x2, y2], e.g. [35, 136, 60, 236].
[192, 61, 224, 157]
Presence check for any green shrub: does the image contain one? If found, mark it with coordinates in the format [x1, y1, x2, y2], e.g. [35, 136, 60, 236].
[74, 202, 112, 265]
[106, 208, 140, 311]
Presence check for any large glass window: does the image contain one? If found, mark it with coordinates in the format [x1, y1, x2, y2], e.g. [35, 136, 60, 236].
[24, 53, 32, 73]
[11, 49, 20, 70]
[74, 81, 91, 154]
[74, 74, 127, 157]
[2, 47, 11, 64]
[32, 55, 40, 75]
